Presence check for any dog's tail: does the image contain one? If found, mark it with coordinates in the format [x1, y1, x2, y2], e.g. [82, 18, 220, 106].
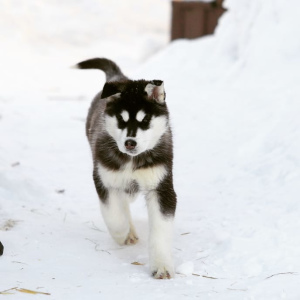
[75, 58, 128, 82]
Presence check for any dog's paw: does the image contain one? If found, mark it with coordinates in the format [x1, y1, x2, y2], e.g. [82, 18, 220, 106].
[151, 266, 174, 279]
[110, 225, 138, 246]
[124, 230, 139, 245]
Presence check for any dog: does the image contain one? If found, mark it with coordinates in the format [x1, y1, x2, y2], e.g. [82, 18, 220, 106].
[76, 58, 177, 279]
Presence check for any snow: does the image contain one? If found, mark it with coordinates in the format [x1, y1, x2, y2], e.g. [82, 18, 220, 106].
[1, 0, 300, 299]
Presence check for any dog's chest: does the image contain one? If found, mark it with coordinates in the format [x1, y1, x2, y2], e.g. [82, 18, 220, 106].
[98, 161, 166, 191]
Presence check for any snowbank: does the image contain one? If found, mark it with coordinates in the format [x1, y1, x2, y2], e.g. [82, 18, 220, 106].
[139, 0, 300, 88]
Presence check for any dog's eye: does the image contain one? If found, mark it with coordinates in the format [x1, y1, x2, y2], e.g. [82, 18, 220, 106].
[142, 114, 151, 123]
[116, 114, 124, 122]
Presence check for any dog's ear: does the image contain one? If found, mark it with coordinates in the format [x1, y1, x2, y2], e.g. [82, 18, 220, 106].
[145, 80, 165, 104]
[101, 82, 123, 99]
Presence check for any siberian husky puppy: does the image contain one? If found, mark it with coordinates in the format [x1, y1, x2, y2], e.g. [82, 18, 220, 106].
[76, 58, 177, 279]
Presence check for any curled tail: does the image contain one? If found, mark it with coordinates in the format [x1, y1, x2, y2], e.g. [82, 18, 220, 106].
[75, 58, 128, 82]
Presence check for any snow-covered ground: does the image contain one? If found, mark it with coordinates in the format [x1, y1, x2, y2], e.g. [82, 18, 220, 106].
[1, 0, 300, 299]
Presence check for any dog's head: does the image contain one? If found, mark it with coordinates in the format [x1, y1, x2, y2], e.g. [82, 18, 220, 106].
[102, 79, 169, 156]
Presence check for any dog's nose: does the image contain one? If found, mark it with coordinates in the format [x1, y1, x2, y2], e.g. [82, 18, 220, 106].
[125, 139, 137, 150]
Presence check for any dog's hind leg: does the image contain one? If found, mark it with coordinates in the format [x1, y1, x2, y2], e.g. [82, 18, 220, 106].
[100, 189, 138, 246]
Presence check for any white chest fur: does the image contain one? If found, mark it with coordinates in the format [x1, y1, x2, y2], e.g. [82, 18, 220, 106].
[98, 161, 167, 191]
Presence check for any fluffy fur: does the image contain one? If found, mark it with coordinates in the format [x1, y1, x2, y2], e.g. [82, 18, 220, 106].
[76, 58, 177, 279]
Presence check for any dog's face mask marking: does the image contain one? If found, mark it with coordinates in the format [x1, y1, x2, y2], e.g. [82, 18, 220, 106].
[120, 110, 129, 122]
[136, 110, 146, 122]
[105, 110, 168, 156]
[103, 80, 168, 156]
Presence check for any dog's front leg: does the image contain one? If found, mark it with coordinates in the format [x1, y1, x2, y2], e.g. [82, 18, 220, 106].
[100, 189, 138, 245]
[146, 182, 176, 279]
[93, 168, 138, 245]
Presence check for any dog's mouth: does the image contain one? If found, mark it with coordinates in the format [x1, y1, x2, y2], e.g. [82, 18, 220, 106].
[116, 145, 139, 156]
[125, 148, 139, 156]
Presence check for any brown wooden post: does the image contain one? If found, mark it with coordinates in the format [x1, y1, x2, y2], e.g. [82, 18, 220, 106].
[171, 0, 226, 41]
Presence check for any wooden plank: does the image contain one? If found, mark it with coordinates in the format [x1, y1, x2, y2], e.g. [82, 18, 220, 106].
[171, 1, 225, 41]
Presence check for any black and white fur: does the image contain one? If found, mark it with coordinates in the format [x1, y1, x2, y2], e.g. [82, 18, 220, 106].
[76, 58, 177, 279]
